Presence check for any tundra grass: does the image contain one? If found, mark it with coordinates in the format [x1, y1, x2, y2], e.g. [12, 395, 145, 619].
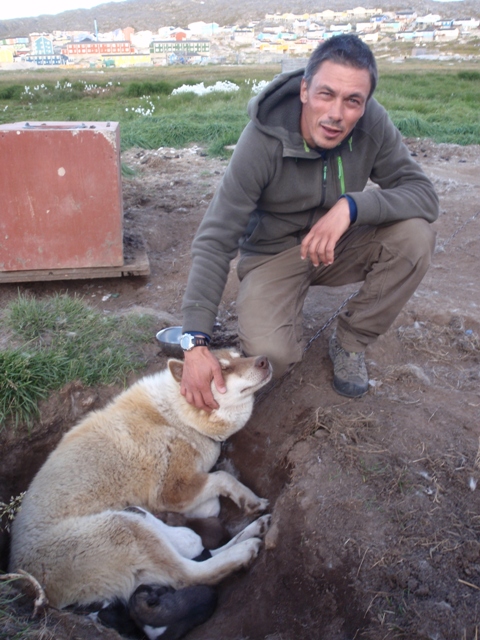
[376, 70, 480, 145]
[0, 581, 36, 640]
[0, 293, 156, 428]
[0, 67, 478, 150]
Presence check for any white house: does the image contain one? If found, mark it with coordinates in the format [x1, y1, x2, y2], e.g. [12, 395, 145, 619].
[360, 32, 379, 44]
[356, 22, 377, 33]
[453, 18, 480, 31]
[435, 27, 459, 41]
[130, 31, 153, 50]
[187, 22, 219, 37]
[416, 14, 441, 25]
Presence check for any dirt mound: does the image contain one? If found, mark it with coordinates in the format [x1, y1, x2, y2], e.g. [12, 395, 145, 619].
[1, 139, 480, 639]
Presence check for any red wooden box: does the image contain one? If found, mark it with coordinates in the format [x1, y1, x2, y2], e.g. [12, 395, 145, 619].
[0, 121, 124, 272]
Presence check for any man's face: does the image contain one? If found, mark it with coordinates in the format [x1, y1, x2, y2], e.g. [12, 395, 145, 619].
[300, 60, 371, 150]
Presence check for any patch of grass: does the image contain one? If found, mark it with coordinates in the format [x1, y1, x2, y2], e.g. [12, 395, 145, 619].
[124, 80, 175, 97]
[0, 293, 157, 427]
[0, 65, 478, 155]
[0, 581, 37, 640]
[0, 350, 57, 426]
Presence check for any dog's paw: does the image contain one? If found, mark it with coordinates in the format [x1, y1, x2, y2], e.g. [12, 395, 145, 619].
[252, 513, 271, 537]
[233, 514, 271, 545]
[233, 537, 263, 566]
[243, 496, 269, 515]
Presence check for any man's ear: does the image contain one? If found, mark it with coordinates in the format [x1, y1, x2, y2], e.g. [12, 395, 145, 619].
[168, 359, 184, 383]
[300, 78, 308, 104]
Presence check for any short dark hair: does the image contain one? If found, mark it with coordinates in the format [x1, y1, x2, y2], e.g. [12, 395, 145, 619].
[304, 34, 378, 99]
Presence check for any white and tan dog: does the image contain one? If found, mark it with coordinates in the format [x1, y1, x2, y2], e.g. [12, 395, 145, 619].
[9, 349, 272, 610]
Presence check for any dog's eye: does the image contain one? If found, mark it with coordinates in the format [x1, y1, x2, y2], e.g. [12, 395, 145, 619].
[220, 365, 233, 373]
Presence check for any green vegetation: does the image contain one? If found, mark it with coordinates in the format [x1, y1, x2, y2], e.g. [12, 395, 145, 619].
[0, 64, 477, 152]
[376, 69, 480, 145]
[0, 294, 156, 427]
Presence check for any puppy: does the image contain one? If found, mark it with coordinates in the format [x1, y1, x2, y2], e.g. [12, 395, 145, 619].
[9, 350, 272, 610]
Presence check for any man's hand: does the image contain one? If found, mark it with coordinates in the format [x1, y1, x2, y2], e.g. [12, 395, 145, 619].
[180, 347, 226, 412]
[300, 198, 351, 267]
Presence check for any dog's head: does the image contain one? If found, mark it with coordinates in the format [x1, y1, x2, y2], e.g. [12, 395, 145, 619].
[169, 349, 272, 441]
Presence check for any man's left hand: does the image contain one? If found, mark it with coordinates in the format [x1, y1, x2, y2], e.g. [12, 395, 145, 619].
[300, 198, 351, 267]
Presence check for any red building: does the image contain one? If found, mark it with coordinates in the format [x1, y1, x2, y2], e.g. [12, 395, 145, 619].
[63, 40, 134, 56]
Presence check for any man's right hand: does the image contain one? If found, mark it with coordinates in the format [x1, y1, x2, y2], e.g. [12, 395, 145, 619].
[180, 347, 226, 412]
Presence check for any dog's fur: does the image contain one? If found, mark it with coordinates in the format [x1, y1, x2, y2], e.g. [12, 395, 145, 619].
[9, 349, 272, 609]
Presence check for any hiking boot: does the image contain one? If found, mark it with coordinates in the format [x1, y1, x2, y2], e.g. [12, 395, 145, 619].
[328, 332, 369, 398]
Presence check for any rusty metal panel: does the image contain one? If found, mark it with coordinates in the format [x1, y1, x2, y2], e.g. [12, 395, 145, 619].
[0, 121, 124, 271]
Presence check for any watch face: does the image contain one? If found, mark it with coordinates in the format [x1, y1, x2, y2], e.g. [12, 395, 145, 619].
[180, 334, 193, 350]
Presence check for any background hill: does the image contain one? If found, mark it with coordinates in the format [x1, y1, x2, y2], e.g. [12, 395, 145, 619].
[0, 0, 478, 38]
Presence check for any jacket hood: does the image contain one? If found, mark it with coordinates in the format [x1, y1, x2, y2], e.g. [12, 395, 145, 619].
[247, 69, 312, 158]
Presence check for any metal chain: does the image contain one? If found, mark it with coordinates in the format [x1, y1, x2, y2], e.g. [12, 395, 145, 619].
[435, 210, 480, 253]
[255, 290, 358, 403]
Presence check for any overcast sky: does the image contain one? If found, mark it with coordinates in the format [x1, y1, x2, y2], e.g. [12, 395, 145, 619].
[1, 0, 126, 21]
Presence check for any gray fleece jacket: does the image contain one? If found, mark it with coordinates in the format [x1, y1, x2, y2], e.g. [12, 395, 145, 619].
[181, 68, 439, 336]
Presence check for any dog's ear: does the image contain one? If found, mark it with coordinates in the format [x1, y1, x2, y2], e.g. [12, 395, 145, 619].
[168, 359, 184, 383]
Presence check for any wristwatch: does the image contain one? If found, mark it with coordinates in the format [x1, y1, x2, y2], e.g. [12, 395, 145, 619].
[180, 333, 210, 351]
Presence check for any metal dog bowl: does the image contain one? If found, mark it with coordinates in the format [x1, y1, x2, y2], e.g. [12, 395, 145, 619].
[156, 326, 183, 358]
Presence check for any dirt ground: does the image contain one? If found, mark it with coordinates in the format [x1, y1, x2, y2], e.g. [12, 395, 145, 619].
[1, 137, 480, 640]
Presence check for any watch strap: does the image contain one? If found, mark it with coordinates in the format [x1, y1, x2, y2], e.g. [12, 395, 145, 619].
[181, 332, 210, 351]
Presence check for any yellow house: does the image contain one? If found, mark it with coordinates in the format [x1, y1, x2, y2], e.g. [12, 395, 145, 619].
[0, 46, 15, 63]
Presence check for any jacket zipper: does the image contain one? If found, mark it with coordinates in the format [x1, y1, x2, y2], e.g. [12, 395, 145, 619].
[337, 156, 345, 195]
[319, 159, 328, 208]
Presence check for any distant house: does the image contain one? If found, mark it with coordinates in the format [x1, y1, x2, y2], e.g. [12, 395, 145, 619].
[150, 40, 210, 56]
[72, 31, 93, 42]
[360, 32, 379, 44]
[416, 29, 435, 42]
[434, 27, 459, 42]
[454, 18, 480, 31]
[130, 31, 153, 50]
[380, 22, 402, 33]
[173, 30, 188, 41]
[416, 14, 441, 25]
[292, 19, 310, 31]
[348, 7, 368, 18]
[157, 26, 176, 39]
[278, 31, 297, 41]
[187, 22, 219, 37]
[396, 31, 417, 42]
[25, 53, 68, 65]
[371, 15, 388, 24]
[318, 10, 336, 21]
[234, 27, 255, 43]
[63, 40, 134, 56]
[123, 27, 135, 41]
[356, 22, 377, 33]
[396, 10, 417, 22]
[306, 29, 325, 41]
[329, 23, 352, 33]
[31, 35, 54, 55]
[0, 46, 15, 64]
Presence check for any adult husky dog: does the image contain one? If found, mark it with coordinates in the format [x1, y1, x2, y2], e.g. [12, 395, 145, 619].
[9, 350, 272, 610]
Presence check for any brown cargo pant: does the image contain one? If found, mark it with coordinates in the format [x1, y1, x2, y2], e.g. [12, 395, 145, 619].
[236, 218, 436, 377]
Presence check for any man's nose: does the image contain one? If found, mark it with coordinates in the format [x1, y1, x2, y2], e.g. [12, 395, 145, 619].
[327, 98, 344, 122]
